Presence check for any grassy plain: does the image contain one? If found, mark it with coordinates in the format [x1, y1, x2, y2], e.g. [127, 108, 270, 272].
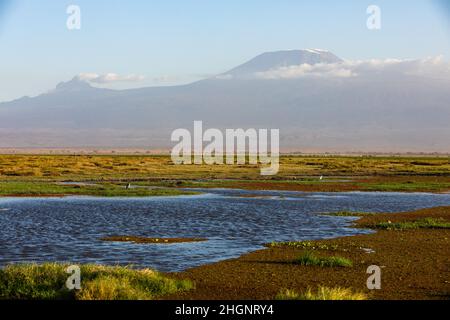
[0, 154, 449, 195]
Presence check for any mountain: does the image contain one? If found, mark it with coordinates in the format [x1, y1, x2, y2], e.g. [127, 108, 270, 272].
[54, 77, 95, 92]
[225, 49, 343, 77]
[0, 50, 449, 152]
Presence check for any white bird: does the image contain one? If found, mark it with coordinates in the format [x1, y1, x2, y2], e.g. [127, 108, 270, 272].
[319, 175, 323, 180]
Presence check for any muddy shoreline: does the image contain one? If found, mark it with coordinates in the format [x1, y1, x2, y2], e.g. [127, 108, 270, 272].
[165, 206, 450, 300]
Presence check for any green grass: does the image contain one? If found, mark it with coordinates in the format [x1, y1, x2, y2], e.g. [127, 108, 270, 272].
[0, 263, 193, 300]
[268, 240, 339, 251]
[295, 251, 353, 267]
[360, 181, 450, 192]
[321, 211, 374, 217]
[276, 287, 367, 300]
[370, 218, 450, 230]
[0, 181, 197, 197]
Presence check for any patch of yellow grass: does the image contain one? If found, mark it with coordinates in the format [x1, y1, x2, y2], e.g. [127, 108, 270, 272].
[276, 286, 367, 300]
[76, 276, 148, 300]
[1, 155, 449, 181]
[0, 263, 193, 300]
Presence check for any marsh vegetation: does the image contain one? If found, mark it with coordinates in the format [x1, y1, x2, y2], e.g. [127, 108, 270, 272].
[0, 155, 449, 195]
[0, 263, 192, 300]
[276, 287, 367, 300]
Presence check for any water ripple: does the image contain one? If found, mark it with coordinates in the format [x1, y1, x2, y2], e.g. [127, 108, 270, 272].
[0, 190, 449, 271]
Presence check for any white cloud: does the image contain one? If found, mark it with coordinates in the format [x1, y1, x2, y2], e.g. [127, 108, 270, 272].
[77, 73, 145, 83]
[255, 63, 356, 79]
[251, 56, 450, 80]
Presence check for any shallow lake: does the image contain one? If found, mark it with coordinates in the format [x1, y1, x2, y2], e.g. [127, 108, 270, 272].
[1, 189, 449, 271]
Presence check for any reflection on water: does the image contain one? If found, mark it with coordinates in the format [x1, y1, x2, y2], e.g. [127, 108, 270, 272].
[0, 189, 449, 272]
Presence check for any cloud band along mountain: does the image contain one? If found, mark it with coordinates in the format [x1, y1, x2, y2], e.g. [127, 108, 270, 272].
[0, 49, 449, 152]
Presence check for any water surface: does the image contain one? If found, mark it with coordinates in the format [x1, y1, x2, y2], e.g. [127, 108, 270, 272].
[1, 189, 449, 271]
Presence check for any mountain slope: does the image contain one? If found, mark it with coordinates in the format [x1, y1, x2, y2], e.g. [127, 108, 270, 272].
[0, 50, 449, 152]
[225, 49, 343, 77]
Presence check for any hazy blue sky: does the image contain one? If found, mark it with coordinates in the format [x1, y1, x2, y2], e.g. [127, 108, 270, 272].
[0, 0, 449, 101]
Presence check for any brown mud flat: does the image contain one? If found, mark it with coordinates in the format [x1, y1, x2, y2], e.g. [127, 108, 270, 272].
[0, 194, 67, 198]
[100, 236, 207, 244]
[198, 175, 450, 193]
[211, 180, 361, 192]
[165, 206, 450, 300]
